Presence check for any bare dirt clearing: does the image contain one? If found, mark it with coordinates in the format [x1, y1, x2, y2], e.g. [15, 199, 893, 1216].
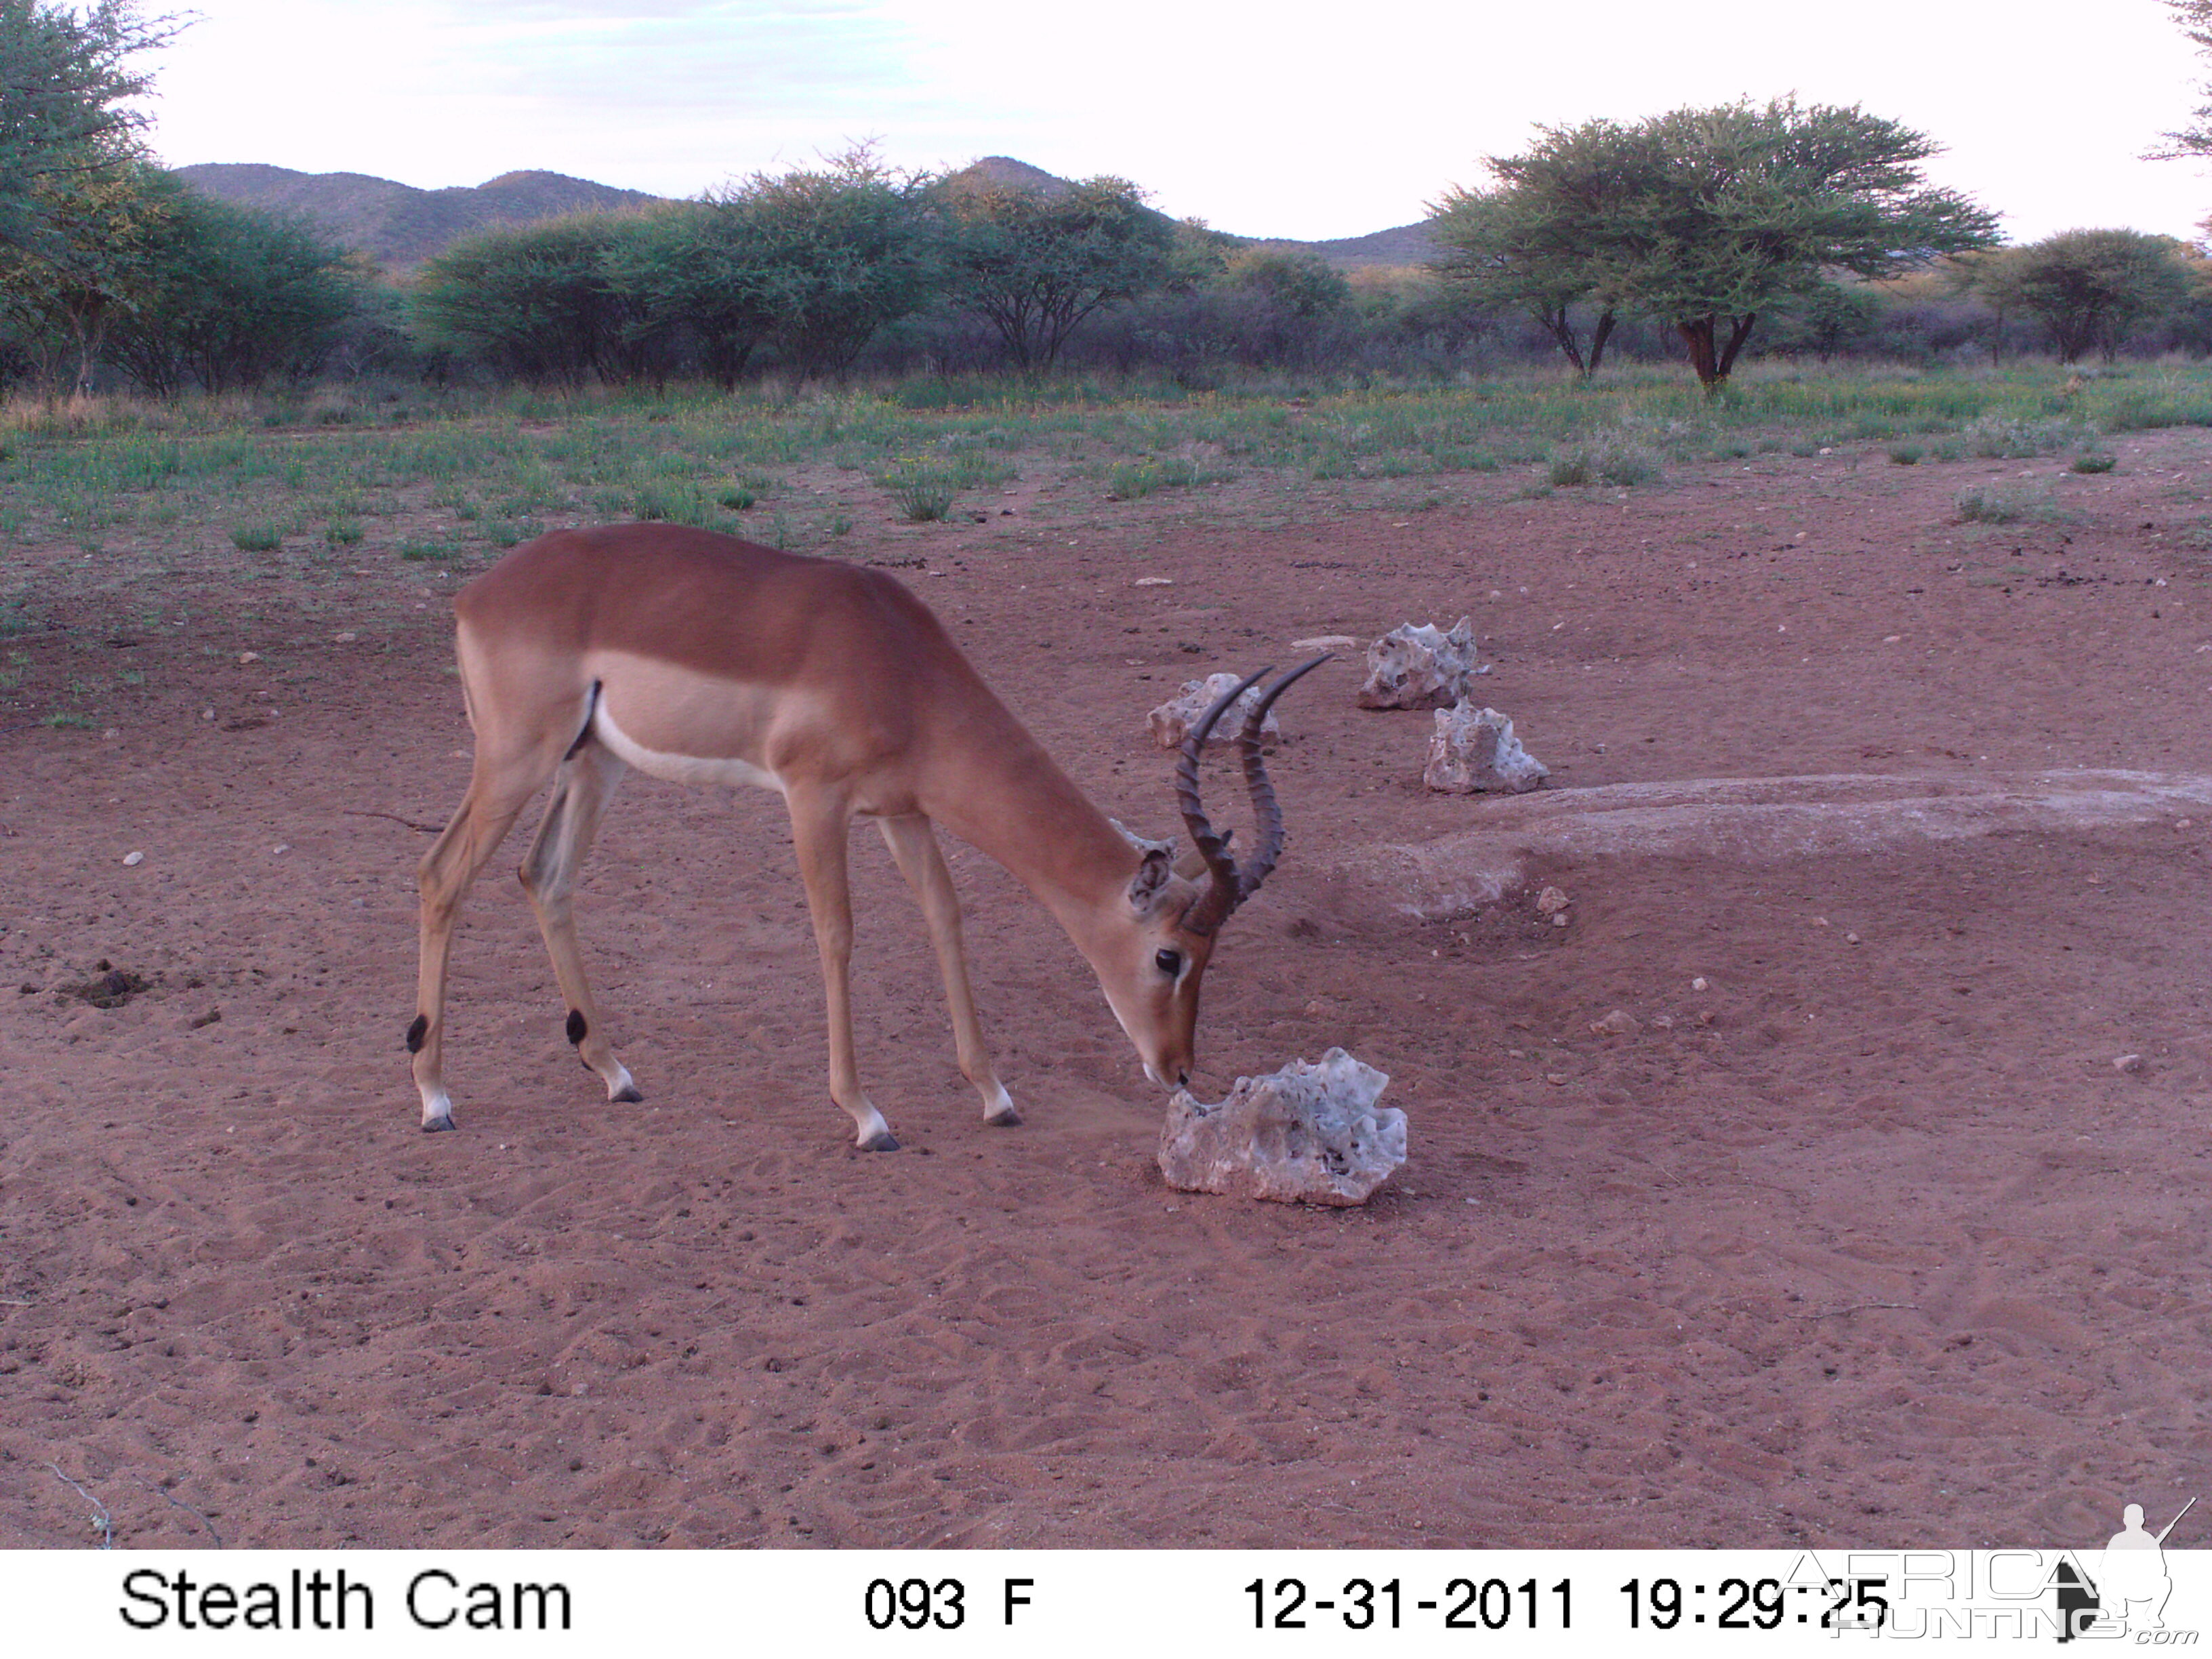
[3, 431, 2209, 1549]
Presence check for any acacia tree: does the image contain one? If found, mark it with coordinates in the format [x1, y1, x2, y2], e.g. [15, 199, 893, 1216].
[1428, 125, 1634, 379]
[939, 176, 1172, 370]
[413, 214, 667, 388]
[100, 178, 361, 393]
[0, 156, 176, 392]
[1965, 230, 2192, 363]
[0, 0, 171, 257]
[1444, 100, 1999, 393]
[0, 1, 176, 391]
[731, 148, 938, 377]
[2154, 0, 2212, 159]
[602, 199, 778, 389]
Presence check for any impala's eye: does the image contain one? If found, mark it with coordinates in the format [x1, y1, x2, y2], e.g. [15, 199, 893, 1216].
[1155, 949, 1183, 977]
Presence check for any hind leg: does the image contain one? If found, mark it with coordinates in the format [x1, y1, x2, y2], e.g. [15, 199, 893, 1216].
[412, 766, 544, 1132]
[518, 741, 640, 1106]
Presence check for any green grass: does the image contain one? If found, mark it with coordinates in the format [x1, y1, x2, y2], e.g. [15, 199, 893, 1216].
[1547, 430, 1664, 488]
[1105, 455, 1226, 498]
[1955, 480, 2070, 525]
[0, 361, 2205, 615]
[878, 459, 958, 522]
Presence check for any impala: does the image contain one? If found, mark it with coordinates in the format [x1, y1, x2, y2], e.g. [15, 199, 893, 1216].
[405, 523, 1324, 1148]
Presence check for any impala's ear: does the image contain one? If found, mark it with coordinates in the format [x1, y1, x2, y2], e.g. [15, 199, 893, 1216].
[1109, 817, 1174, 859]
[1126, 842, 1177, 916]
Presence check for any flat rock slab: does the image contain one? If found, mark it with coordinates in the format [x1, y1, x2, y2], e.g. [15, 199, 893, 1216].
[1342, 769, 2212, 918]
[1159, 1048, 1406, 1206]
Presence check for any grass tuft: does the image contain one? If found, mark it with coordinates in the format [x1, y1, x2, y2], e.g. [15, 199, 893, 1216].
[878, 460, 957, 523]
[1956, 481, 2069, 525]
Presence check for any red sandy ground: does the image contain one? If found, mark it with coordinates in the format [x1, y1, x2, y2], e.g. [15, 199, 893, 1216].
[1, 429, 2208, 1550]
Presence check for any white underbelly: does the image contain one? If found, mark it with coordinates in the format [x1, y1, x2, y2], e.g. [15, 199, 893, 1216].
[592, 697, 784, 794]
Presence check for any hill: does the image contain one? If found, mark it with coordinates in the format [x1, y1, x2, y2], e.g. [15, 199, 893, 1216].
[171, 157, 1437, 272]
[169, 164, 665, 268]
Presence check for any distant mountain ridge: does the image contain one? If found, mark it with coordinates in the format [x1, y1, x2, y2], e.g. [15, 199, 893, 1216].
[171, 164, 663, 268]
[171, 157, 1437, 272]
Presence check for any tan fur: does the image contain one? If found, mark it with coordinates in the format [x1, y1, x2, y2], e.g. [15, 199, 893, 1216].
[409, 523, 1225, 1147]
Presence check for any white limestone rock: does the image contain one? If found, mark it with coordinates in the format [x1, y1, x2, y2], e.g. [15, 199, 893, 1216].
[1357, 618, 1481, 710]
[1159, 1048, 1406, 1206]
[1423, 701, 1549, 794]
[1148, 672, 1281, 752]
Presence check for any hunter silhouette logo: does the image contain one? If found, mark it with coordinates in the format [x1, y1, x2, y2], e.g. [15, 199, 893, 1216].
[2056, 1496, 2196, 1641]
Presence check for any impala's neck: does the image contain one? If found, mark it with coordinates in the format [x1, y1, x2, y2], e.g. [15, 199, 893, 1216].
[918, 701, 1137, 948]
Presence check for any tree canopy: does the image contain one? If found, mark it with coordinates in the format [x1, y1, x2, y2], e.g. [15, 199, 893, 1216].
[100, 176, 362, 393]
[1432, 99, 2000, 390]
[731, 148, 939, 377]
[2155, 0, 2212, 161]
[0, 0, 171, 257]
[602, 199, 779, 390]
[413, 215, 659, 388]
[939, 176, 1172, 370]
[1963, 230, 2194, 363]
[1429, 131, 1628, 380]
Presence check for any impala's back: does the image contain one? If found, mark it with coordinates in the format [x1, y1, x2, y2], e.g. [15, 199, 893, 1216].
[454, 525, 993, 813]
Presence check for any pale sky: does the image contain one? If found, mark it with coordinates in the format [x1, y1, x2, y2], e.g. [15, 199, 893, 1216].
[144, 0, 2208, 245]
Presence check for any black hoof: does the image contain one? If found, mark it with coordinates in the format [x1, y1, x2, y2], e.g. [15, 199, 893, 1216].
[858, 1130, 900, 1153]
[986, 1107, 1023, 1128]
[612, 1084, 643, 1104]
[422, 1115, 457, 1134]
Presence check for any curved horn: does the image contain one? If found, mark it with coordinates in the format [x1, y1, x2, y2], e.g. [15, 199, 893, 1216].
[1229, 653, 1330, 905]
[1174, 656, 1329, 935]
[1175, 668, 1269, 935]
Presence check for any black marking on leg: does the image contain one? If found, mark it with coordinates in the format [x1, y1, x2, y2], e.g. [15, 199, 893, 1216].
[405, 1014, 428, 1053]
[563, 680, 602, 760]
[565, 1008, 588, 1045]
[613, 1084, 644, 1104]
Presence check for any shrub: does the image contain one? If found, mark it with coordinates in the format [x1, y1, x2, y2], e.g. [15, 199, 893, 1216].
[880, 460, 956, 521]
[230, 524, 281, 552]
[413, 215, 671, 388]
[632, 480, 712, 525]
[1956, 481, 2066, 523]
[1961, 415, 2085, 457]
[1887, 443, 1923, 465]
[1106, 456, 1210, 498]
[102, 181, 364, 395]
[2070, 452, 2116, 474]
[1548, 430, 1662, 487]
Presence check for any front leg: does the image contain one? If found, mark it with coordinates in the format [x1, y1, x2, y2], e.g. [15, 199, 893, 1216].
[878, 813, 1017, 1126]
[785, 785, 899, 1151]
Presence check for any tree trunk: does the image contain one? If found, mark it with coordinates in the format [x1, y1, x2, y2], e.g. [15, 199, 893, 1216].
[1676, 316, 1719, 388]
[1538, 305, 1587, 377]
[1586, 309, 1617, 377]
[1677, 312, 1758, 395]
[1714, 311, 1759, 383]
